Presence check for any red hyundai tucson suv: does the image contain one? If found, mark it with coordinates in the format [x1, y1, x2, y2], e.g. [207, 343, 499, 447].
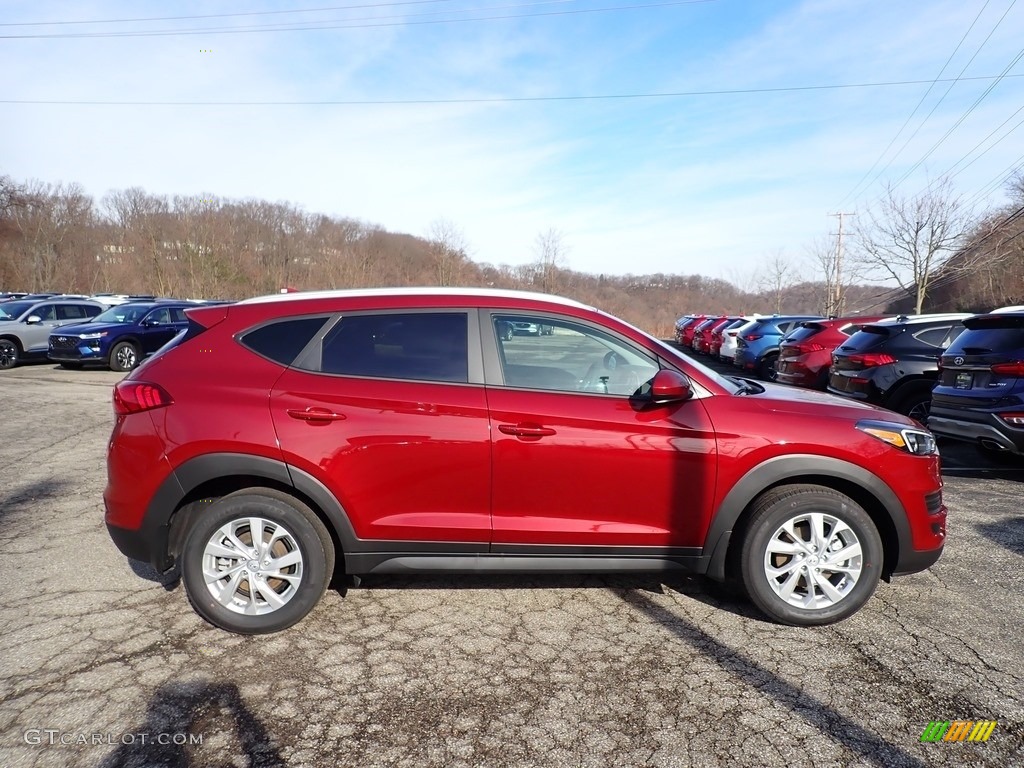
[104, 289, 947, 634]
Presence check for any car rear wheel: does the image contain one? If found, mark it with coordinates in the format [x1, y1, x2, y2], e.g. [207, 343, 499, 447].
[740, 485, 882, 626]
[890, 382, 934, 425]
[0, 338, 19, 370]
[110, 341, 139, 372]
[180, 491, 333, 634]
[758, 353, 779, 382]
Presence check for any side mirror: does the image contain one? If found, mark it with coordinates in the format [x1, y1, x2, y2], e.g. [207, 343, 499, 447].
[25, 315, 42, 325]
[142, 319, 159, 327]
[650, 369, 693, 404]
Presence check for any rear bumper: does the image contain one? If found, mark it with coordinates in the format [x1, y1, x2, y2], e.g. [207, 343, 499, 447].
[927, 412, 1024, 454]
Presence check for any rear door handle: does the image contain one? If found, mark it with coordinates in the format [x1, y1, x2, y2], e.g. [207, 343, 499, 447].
[498, 423, 556, 438]
[287, 407, 346, 422]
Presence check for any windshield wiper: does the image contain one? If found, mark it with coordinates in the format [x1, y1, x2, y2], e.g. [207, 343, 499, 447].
[727, 375, 762, 395]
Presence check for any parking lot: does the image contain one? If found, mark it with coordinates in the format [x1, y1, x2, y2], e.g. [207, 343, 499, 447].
[1, 362, 1022, 768]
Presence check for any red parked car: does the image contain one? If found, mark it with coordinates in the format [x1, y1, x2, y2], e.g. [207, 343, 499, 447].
[708, 316, 744, 358]
[679, 314, 707, 347]
[777, 316, 886, 389]
[105, 289, 946, 634]
[692, 315, 730, 355]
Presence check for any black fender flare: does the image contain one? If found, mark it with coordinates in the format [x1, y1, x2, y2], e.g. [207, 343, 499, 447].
[701, 454, 910, 580]
[145, 453, 359, 570]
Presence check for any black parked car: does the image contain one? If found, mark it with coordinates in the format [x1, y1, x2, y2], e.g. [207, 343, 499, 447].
[828, 313, 970, 422]
[928, 311, 1024, 459]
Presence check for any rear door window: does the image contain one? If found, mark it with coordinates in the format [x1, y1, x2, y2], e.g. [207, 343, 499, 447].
[317, 312, 469, 383]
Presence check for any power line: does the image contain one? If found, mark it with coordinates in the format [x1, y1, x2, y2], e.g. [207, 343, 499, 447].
[834, 0, 992, 208]
[4, 73, 1024, 106]
[891, 45, 1024, 188]
[0, 0, 715, 39]
[0, 0, 469, 27]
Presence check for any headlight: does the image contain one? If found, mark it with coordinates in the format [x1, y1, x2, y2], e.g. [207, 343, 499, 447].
[79, 332, 107, 339]
[856, 420, 938, 456]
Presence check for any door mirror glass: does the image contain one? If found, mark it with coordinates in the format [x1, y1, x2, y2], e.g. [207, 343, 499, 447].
[650, 369, 693, 403]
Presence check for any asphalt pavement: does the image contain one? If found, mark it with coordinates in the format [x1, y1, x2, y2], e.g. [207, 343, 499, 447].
[0, 361, 1021, 768]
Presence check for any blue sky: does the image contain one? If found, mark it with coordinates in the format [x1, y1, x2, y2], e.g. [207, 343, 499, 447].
[3, 0, 1023, 280]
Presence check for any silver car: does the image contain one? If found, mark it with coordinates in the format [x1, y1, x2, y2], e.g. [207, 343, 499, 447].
[0, 298, 104, 369]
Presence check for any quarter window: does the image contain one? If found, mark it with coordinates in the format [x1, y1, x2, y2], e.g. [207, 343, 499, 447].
[241, 316, 331, 367]
[318, 312, 469, 383]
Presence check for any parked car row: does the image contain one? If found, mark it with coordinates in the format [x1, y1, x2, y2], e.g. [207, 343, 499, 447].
[0, 294, 229, 372]
[674, 305, 1024, 460]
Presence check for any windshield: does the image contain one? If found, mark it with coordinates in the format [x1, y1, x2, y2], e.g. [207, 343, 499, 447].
[602, 309, 743, 394]
[0, 300, 36, 320]
[93, 304, 153, 324]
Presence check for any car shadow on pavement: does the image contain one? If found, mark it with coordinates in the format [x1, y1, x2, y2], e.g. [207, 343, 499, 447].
[975, 518, 1024, 557]
[97, 680, 284, 768]
[129, 559, 181, 592]
[0, 478, 68, 525]
[616, 589, 929, 768]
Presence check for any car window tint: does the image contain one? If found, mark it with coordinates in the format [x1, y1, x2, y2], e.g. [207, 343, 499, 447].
[839, 326, 889, 351]
[242, 316, 331, 367]
[949, 325, 1024, 352]
[493, 314, 658, 396]
[170, 308, 189, 323]
[913, 326, 950, 347]
[319, 313, 468, 383]
[32, 304, 57, 321]
[56, 304, 91, 320]
[146, 308, 172, 324]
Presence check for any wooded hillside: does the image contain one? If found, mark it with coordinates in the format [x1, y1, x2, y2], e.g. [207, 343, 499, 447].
[2, 175, 1021, 337]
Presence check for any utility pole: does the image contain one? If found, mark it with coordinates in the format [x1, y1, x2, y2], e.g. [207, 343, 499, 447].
[829, 212, 855, 316]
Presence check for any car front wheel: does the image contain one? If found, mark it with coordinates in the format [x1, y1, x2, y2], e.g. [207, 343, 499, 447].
[0, 338, 20, 370]
[110, 341, 139, 372]
[740, 485, 883, 626]
[180, 492, 333, 634]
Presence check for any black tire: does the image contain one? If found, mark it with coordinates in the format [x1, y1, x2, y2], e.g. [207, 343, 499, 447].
[739, 484, 883, 626]
[889, 382, 934, 425]
[758, 353, 779, 382]
[0, 338, 20, 370]
[109, 340, 140, 372]
[180, 491, 333, 634]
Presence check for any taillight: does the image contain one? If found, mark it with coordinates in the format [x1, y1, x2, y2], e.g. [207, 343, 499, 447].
[744, 334, 762, 341]
[795, 342, 826, 353]
[991, 361, 1024, 376]
[998, 412, 1024, 426]
[848, 352, 897, 368]
[113, 381, 173, 415]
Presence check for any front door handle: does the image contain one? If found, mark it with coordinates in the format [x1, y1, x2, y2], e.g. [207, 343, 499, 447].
[287, 407, 346, 422]
[498, 423, 556, 438]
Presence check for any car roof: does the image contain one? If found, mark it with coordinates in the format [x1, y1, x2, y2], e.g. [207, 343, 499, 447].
[238, 287, 595, 310]
[867, 312, 972, 327]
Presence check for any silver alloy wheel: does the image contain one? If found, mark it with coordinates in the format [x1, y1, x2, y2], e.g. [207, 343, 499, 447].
[202, 517, 304, 615]
[762, 512, 863, 610]
[115, 344, 137, 370]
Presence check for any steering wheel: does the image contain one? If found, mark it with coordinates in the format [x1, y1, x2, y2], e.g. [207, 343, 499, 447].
[578, 351, 628, 392]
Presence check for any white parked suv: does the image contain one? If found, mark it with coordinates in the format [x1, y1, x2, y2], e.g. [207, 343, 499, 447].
[718, 316, 761, 362]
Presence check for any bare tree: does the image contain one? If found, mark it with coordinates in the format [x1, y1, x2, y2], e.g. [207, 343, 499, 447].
[756, 251, 795, 314]
[853, 178, 976, 314]
[533, 228, 567, 292]
[426, 219, 469, 286]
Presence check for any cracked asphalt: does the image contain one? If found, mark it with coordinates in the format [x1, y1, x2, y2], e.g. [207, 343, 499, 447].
[1, 364, 1022, 768]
